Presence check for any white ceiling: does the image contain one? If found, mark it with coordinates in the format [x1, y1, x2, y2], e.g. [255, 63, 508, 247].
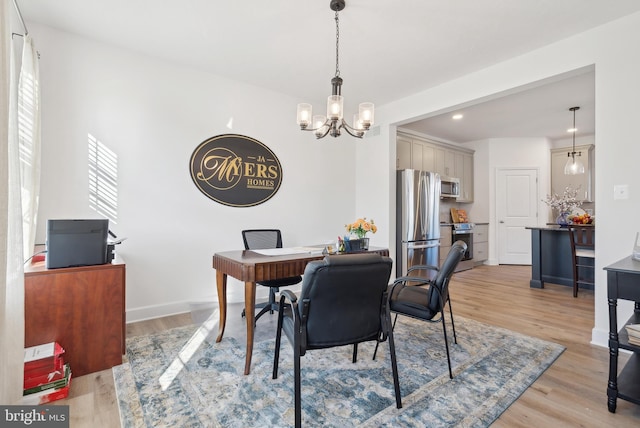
[15, 1, 640, 143]
[400, 69, 596, 143]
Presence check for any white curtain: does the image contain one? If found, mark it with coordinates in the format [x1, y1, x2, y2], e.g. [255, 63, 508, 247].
[18, 34, 40, 260]
[0, 0, 26, 405]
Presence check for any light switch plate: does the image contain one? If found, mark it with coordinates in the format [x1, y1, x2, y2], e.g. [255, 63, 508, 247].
[614, 184, 629, 200]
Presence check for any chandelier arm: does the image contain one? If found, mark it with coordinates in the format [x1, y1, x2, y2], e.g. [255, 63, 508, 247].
[340, 120, 365, 138]
[300, 117, 331, 132]
[315, 124, 333, 139]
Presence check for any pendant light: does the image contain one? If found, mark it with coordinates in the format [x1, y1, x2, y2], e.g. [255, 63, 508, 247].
[564, 106, 585, 175]
[296, 0, 374, 139]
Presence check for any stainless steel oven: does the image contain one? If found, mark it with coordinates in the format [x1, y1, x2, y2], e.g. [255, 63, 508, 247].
[452, 223, 474, 270]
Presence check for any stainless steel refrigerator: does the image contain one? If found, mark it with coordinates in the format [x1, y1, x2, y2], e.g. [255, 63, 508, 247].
[396, 169, 441, 279]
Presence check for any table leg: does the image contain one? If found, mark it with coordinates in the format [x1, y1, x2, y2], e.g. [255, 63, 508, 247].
[607, 297, 619, 413]
[244, 280, 257, 375]
[215, 271, 228, 343]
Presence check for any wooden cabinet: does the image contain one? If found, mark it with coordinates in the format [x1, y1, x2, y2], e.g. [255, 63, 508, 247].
[24, 261, 126, 377]
[397, 131, 475, 202]
[604, 257, 640, 413]
[473, 224, 488, 264]
[551, 144, 594, 202]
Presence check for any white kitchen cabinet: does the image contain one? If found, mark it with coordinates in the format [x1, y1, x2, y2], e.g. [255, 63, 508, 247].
[455, 152, 474, 202]
[440, 225, 452, 265]
[473, 223, 488, 264]
[422, 144, 436, 172]
[434, 147, 446, 176]
[396, 136, 412, 170]
[443, 150, 455, 177]
[550, 144, 594, 202]
[412, 142, 424, 170]
[397, 131, 475, 202]
[396, 134, 431, 171]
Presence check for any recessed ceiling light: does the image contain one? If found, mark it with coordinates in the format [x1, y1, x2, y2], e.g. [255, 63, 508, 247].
[567, 127, 577, 133]
[452, 113, 463, 120]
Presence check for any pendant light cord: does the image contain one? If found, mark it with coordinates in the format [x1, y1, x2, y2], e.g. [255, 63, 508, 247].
[335, 10, 341, 78]
[572, 107, 576, 155]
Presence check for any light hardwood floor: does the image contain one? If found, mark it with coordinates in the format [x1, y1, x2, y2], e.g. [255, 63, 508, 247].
[57, 265, 640, 427]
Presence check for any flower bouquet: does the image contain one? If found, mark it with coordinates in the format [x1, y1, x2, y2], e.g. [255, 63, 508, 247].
[343, 217, 377, 252]
[345, 217, 377, 239]
[543, 186, 582, 226]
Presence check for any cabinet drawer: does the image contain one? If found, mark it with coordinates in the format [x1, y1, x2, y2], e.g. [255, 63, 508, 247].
[474, 242, 488, 262]
[440, 227, 452, 246]
[474, 224, 488, 243]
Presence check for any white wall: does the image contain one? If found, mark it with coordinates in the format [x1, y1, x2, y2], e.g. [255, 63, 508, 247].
[464, 138, 551, 265]
[31, 11, 640, 344]
[357, 11, 640, 347]
[31, 24, 360, 322]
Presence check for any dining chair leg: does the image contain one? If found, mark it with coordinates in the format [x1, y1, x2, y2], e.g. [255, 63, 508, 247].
[441, 310, 453, 379]
[352, 344, 358, 363]
[373, 313, 399, 360]
[294, 344, 302, 428]
[272, 302, 284, 379]
[447, 299, 457, 344]
[269, 288, 278, 314]
[386, 316, 402, 409]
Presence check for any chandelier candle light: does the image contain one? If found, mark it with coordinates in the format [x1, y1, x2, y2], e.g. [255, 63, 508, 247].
[564, 106, 585, 175]
[296, 0, 374, 139]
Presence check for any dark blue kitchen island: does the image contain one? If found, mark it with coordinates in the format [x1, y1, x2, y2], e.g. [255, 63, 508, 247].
[527, 225, 594, 290]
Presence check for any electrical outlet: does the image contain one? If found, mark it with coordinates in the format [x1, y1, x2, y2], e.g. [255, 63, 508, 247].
[614, 184, 629, 200]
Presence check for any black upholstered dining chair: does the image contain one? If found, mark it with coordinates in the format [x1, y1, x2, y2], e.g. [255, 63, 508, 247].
[568, 225, 595, 298]
[374, 240, 467, 379]
[272, 253, 402, 428]
[241, 229, 302, 322]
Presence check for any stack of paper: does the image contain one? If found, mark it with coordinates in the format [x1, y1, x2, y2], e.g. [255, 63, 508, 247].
[624, 324, 640, 346]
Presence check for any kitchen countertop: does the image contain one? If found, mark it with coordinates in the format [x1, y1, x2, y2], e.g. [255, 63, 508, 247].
[526, 225, 594, 231]
[440, 222, 489, 226]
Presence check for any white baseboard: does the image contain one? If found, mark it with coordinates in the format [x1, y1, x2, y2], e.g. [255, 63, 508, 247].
[591, 326, 609, 348]
[125, 284, 303, 324]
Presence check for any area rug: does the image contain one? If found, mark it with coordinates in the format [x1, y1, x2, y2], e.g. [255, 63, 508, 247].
[113, 315, 564, 427]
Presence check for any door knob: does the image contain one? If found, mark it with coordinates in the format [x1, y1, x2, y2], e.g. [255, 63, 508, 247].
[499, 220, 505, 223]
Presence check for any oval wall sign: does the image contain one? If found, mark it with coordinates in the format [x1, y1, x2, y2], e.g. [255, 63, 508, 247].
[189, 134, 283, 207]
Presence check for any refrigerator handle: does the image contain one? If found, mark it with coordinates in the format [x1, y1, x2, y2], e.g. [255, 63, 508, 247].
[420, 173, 428, 237]
[407, 242, 440, 249]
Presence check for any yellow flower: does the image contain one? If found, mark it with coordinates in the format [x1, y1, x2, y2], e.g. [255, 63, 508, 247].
[345, 217, 377, 239]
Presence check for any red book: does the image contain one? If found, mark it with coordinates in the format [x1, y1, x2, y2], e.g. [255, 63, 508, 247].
[22, 378, 72, 405]
[24, 364, 70, 395]
[24, 361, 66, 390]
[24, 342, 65, 377]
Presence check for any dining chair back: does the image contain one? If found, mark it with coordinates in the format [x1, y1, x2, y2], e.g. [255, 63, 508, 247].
[241, 229, 302, 321]
[568, 226, 595, 297]
[376, 240, 467, 379]
[272, 253, 401, 427]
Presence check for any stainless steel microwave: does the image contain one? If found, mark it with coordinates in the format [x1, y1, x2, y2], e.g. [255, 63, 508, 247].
[440, 176, 460, 198]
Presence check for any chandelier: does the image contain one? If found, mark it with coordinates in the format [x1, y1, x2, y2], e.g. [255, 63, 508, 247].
[296, 0, 374, 139]
[564, 106, 585, 175]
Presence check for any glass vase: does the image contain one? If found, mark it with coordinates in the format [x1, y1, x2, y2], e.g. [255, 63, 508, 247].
[556, 212, 570, 227]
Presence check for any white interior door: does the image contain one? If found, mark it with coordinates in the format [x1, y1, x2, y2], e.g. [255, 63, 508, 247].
[496, 168, 538, 264]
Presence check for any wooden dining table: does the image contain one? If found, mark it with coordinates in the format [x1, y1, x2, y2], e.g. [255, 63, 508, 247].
[212, 246, 389, 374]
